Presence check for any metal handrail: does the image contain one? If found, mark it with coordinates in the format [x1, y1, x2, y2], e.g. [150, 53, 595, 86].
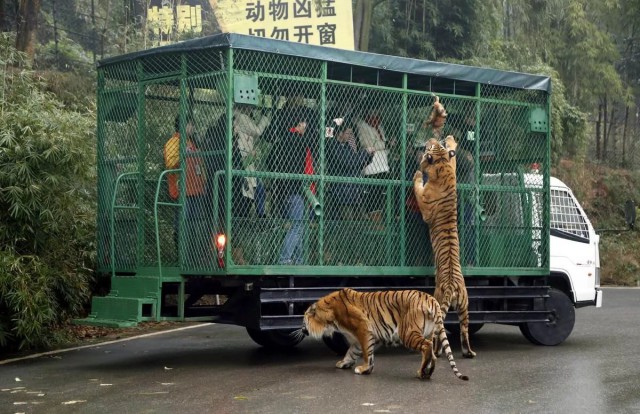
[153, 169, 183, 283]
[109, 171, 142, 280]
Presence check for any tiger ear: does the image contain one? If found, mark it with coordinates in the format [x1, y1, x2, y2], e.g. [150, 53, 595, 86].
[444, 135, 457, 151]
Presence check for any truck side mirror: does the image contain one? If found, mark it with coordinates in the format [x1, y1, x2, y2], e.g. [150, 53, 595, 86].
[624, 199, 636, 230]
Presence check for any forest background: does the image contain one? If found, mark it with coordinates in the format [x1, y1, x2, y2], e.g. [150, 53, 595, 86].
[0, 0, 639, 351]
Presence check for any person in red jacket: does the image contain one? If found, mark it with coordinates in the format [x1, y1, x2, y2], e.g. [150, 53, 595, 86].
[164, 114, 208, 265]
[164, 115, 206, 202]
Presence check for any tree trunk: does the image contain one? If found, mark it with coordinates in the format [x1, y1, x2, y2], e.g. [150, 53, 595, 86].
[100, 0, 111, 60]
[52, 0, 59, 68]
[602, 95, 608, 162]
[622, 105, 629, 166]
[635, 107, 640, 167]
[353, 0, 373, 51]
[143, 0, 150, 50]
[606, 104, 615, 164]
[596, 101, 602, 161]
[15, 0, 40, 62]
[505, 0, 512, 40]
[422, 0, 426, 34]
[90, 0, 96, 63]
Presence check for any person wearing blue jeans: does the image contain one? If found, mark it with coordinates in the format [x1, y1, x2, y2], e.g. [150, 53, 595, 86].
[265, 106, 319, 265]
[279, 193, 305, 264]
[255, 181, 266, 217]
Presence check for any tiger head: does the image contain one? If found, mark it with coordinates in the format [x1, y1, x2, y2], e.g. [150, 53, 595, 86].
[301, 288, 358, 339]
[301, 290, 346, 339]
[420, 135, 457, 179]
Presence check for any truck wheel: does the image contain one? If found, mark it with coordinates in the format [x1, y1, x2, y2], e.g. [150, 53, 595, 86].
[519, 288, 575, 346]
[246, 328, 304, 349]
[322, 332, 350, 355]
[446, 323, 484, 336]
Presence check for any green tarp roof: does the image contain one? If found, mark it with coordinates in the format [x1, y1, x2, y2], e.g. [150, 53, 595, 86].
[98, 33, 551, 93]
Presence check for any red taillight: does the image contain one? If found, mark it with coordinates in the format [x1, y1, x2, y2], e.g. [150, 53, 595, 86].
[214, 233, 226, 268]
[215, 234, 226, 250]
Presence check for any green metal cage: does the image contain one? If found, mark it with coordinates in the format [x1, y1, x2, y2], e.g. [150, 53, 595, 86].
[96, 33, 550, 285]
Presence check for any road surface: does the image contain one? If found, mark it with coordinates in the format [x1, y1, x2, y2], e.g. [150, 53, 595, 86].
[1, 288, 639, 414]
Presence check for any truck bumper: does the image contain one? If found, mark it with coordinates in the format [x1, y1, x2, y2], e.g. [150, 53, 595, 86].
[575, 288, 603, 308]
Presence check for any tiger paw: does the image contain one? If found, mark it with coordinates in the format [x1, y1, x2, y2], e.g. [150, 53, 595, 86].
[354, 364, 373, 375]
[463, 350, 476, 359]
[417, 367, 433, 380]
[336, 359, 355, 369]
[413, 170, 424, 183]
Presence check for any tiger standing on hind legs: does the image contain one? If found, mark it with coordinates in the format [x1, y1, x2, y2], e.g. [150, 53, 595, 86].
[413, 122, 476, 359]
[300, 288, 468, 381]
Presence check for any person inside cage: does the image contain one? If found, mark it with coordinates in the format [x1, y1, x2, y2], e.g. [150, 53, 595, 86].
[266, 106, 319, 265]
[324, 115, 374, 265]
[233, 103, 271, 218]
[447, 109, 477, 266]
[164, 114, 207, 203]
[163, 114, 208, 265]
[356, 103, 390, 229]
[202, 113, 248, 265]
[325, 116, 374, 220]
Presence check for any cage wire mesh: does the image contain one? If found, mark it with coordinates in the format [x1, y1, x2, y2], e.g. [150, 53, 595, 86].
[97, 40, 550, 275]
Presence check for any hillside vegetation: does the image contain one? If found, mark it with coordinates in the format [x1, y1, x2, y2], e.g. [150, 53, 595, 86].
[554, 160, 640, 286]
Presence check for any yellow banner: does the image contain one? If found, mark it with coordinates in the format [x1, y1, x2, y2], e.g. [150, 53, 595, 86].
[210, 0, 354, 50]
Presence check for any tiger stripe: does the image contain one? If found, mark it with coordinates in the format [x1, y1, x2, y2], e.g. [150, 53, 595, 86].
[413, 136, 476, 358]
[302, 288, 468, 381]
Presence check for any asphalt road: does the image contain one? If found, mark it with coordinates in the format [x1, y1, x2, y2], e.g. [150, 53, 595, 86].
[1, 288, 639, 414]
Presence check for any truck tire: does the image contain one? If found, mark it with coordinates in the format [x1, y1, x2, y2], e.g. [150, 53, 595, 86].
[519, 288, 575, 346]
[246, 328, 304, 349]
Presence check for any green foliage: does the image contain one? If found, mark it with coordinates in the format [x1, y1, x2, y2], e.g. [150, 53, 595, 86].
[554, 162, 640, 286]
[44, 70, 96, 113]
[600, 232, 640, 286]
[0, 33, 96, 351]
[551, 0, 623, 107]
[368, 0, 484, 60]
[38, 38, 93, 71]
[598, 171, 640, 221]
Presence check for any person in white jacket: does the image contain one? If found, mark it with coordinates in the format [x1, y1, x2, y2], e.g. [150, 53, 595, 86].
[356, 106, 389, 227]
[233, 104, 271, 217]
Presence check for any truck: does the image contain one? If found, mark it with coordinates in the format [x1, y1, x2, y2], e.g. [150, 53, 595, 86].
[76, 33, 602, 350]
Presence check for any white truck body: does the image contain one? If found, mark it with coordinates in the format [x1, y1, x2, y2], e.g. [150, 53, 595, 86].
[548, 176, 602, 307]
[486, 172, 602, 309]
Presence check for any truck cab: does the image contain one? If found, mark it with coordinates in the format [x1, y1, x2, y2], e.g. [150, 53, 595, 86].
[548, 176, 602, 308]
